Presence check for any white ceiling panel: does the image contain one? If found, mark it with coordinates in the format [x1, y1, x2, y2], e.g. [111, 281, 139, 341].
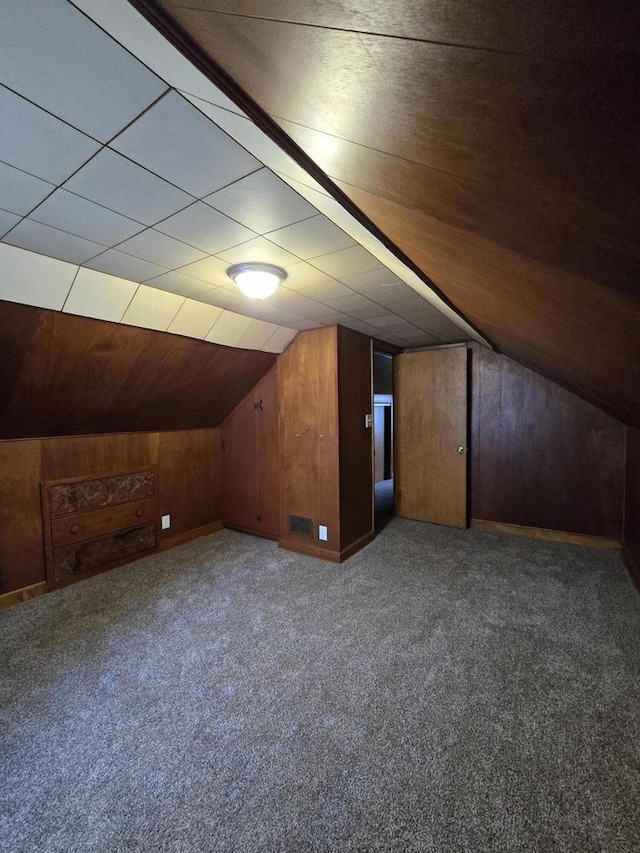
[85, 249, 168, 282]
[30, 189, 145, 246]
[62, 267, 138, 323]
[179, 255, 231, 286]
[262, 326, 298, 353]
[340, 268, 405, 293]
[266, 215, 355, 260]
[0, 243, 76, 310]
[217, 236, 299, 269]
[121, 284, 184, 331]
[205, 311, 253, 347]
[0, 210, 21, 236]
[117, 229, 207, 268]
[167, 299, 223, 339]
[0, 163, 55, 216]
[3, 219, 106, 265]
[236, 319, 280, 351]
[196, 288, 245, 311]
[285, 319, 323, 331]
[155, 202, 255, 255]
[0, 0, 167, 143]
[369, 283, 421, 306]
[340, 302, 391, 321]
[0, 86, 100, 184]
[206, 168, 317, 233]
[144, 271, 215, 298]
[323, 293, 383, 312]
[309, 245, 383, 279]
[111, 91, 260, 197]
[293, 279, 355, 301]
[281, 262, 338, 291]
[64, 148, 193, 225]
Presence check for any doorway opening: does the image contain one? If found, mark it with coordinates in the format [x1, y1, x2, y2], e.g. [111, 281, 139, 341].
[373, 351, 394, 531]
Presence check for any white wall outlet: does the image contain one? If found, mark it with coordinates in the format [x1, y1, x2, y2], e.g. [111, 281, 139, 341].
[161, 514, 171, 530]
[365, 413, 373, 428]
[318, 524, 328, 541]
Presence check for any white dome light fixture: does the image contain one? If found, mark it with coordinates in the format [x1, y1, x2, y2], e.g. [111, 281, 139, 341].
[227, 262, 287, 300]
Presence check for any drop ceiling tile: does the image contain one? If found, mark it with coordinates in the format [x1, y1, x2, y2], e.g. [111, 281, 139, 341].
[155, 202, 255, 254]
[205, 311, 253, 347]
[196, 288, 245, 311]
[0, 0, 167, 142]
[285, 319, 323, 331]
[342, 303, 391, 321]
[340, 268, 404, 293]
[428, 328, 469, 344]
[228, 304, 303, 324]
[263, 326, 298, 353]
[281, 262, 337, 291]
[167, 300, 223, 339]
[72, 1, 243, 115]
[367, 314, 415, 329]
[62, 267, 138, 323]
[205, 168, 316, 233]
[300, 310, 345, 325]
[121, 285, 184, 331]
[180, 255, 231, 286]
[144, 271, 215, 298]
[64, 148, 193, 226]
[259, 289, 317, 313]
[384, 300, 441, 322]
[30, 189, 145, 246]
[0, 86, 100, 184]
[0, 209, 20, 236]
[84, 249, 168, 282]
[0, 243, 76, 310]
[216, 236, 299, 268]
[236, 320, 280, 351]
[111, 91, 260, 197]
[322, 293, 381, 312]
[309, 246, 383, 279]
[294, 279, 355, 301]
[370, 283, 421, 306]
[3, 219, 105, 265]
[0, 162, 55, 216]
[266, 215, 356, 260]
[117, 229, 206, 268]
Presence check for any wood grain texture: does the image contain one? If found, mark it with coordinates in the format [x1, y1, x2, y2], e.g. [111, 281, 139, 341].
[0, 301, 276, 438]
[221, 390, 259, 532]
[471, 345, 625, 538]
[0, 582, 48, 611]
[470, 520, 621, 550]
[255, 367, 281, 538]
[623, 427, 640, 587]
[0, 429, 223, 594]
[395, 347, 468, 528]
[150, 0, 640, 426]
[279, 326, 340, 554]
[0, 440, 44, 593]
[337, 327, 373, 548]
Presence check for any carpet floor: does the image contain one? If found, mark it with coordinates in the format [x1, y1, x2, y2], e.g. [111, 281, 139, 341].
[1, 519, 639, 852]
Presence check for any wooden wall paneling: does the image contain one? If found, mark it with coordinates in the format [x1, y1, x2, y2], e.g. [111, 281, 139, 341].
[279, 326, 340, 556]
[221, 393, 259, 533]
[471, 346, 625, 539]
[255, 367, 281, 538]
[157, 429, 221, 540]
[41, 432, 158, 482]
[623, 427, 640, 587]
[337, 327, 374, 551]
[0, 301, 276, 438]
[0, 440, 45, 593]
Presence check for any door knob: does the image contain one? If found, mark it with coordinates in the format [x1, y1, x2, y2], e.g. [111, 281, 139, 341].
[457, 446, 465, 454]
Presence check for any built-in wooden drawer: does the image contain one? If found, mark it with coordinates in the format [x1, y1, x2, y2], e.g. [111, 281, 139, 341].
[52, 523, 157, 580]
[50, 497, 156, 548]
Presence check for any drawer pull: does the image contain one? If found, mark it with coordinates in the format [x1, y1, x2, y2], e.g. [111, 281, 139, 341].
[135, 508, 143, 517]
[70, 524, 80, 535]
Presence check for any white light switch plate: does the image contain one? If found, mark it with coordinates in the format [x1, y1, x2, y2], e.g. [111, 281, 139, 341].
[318, 524, 328, 541]
[365, 413, 373, 428]
[161, 514, 171, 530]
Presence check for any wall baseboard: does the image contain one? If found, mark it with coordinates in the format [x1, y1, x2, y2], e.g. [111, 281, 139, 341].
[622, 545, 640, 591]
[0, 581, 48, 611]
[339, 529, 376, 561]
[471, 519, 621, 550]
[279, 538, 342, 563]
[159, 520, 223, 551]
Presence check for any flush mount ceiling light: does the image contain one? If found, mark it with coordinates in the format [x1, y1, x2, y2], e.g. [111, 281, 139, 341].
[227, 262, 287, 300]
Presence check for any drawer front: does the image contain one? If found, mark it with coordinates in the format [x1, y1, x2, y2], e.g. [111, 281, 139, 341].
[49, 471, 155, 517]
[51, 498, 156, 548]
[52, 523, 157, 580]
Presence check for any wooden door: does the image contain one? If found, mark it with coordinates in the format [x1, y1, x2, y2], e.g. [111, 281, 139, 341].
[256, 368, 280, 538]
[221, 392, 258, 532]
[395, 347, 468, 528]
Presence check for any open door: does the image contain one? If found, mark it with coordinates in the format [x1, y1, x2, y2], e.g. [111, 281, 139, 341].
[395, 346, 468, 528]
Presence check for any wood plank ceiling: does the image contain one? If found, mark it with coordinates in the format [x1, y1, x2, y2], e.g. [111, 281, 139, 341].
[142, 0, 640, 425]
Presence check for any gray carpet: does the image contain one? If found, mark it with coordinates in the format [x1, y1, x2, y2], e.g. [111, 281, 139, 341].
[1, 519, 639, 852]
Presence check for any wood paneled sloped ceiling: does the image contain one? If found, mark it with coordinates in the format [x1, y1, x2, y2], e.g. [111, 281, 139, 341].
[141, 0, 640, 426]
